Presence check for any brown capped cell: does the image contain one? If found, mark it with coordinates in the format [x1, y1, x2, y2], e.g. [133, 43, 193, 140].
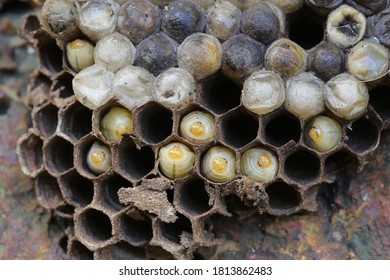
[134, 32, 179, 76]
[162, 0, 206, 43]
[240, 2, 285, 45]
[117, 0, 161, 44]
[305, 0, 343, 16]
[222, 34, 266, 84]
[308, 42, 345, 82]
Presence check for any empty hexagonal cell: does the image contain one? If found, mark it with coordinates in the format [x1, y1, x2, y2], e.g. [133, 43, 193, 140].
[284, 149, 321, 185]
[76, 208, 113, 246]
[160, 213, 192, 245]
[74, 135, 112, 179]
[264, 112, 301, 147]
[94, 241, 145, 260]
[68, 239, 94, 260]
[17, 132, 43, 177]
[113, 137, 155, 181]
[20, 14, 41, 40]
[324, 150, 359, 178]
[177, 177, 211, 217]
[97, 175, 132, 212]
[60, 101, 92, 141]
[55, 204, 75, 219]
[59, 170, 94, 208]
[220, 108, 259, 148]
[345, 117, 380, 154]
[223, 194, 253, 215]
[289, 7, 324, 50]
[33, 103, 58, 138]
[115, 213, 153, 246]
[135, 102, 173, 144]
[51, 72, 74, 101]
[36, 32, 63, 75]
[266, 182, 302, 215]
[44, 136, 74, 175]
[370, 85, 390, 124]
[35, 172, 64, 209]
[199, 76, 241, 114]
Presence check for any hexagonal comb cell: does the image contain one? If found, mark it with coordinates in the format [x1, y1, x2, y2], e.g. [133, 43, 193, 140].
[324, 149, 359, 180]
[219, 108, 259, 148]
[17, 0, 390, 260]
[115, 212, 153, 246]
[51, 72, 75, 103]
[369, 85, 390, 126]
[263, 112, 301, 147]
[134, 102, 173, 144]
[74, 134, 111, 179]
[68, 239, 94, 260]
[94, 241, 146, 260]
[17, 131, 44, 177]
[345, 117, 380, 154]
[199, 76, 242, 114]
[75, 208, 113, 247]
[176, 177, 212, 217]
[36, 32, 63, 75]
[96, 175, 131, 212]
[59, 101, 92, 142]
[59, 170, 94, 208]
[265, 182, 302, 215]
[113, 136, 155, 181]
[284, 149, 321, 185]
[32, 103, 58, 138]
[288, 6, 324, 50]
[160, 213, 193, 245]
[44, 135, 74, 175]
[35, 171, 64, 209]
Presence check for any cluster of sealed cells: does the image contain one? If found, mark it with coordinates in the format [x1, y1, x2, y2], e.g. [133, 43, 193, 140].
[17, 0, 390, 259]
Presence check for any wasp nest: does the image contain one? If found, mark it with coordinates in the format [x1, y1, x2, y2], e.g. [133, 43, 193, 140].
[17, 0, 390, 259]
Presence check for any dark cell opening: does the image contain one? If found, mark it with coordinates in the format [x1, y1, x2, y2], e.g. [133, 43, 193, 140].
[284, 150, 321, 185]
[61, 171, 94, 208]
[18, 133, 43, 175]
[264, 114, 301, 147]
[324, 150, 357, 177]
[119, 215, 153, 245]
[80, 209, 112, 242]
[34, 103, 58, 137]
[116, 137, 155, 180]
[266, 182, 301, 211]
[221, 110, 259, 148]
[201, 77, 241, 114]
[95, 242, 146, 260]
[100, 175, 132, 211]
[59, 235, 68, 253]
[345, 117, 379, 153]
[68, 240, 94, 260]
[137, 102, 173, 144]
[369, 85, 390, 122]
[38, 34, 63, 74]
[179, 178, 211, 215]
[35, 172, 63, 208]
[52, 72, 74, 99]
[61, 102, 92, 141]
[289, 9, 324, 50]
[44, 136, 74, 174]
[160, 213, 192, 244]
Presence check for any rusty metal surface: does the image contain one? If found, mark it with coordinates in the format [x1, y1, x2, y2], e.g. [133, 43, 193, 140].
[0, 1, 389, 260]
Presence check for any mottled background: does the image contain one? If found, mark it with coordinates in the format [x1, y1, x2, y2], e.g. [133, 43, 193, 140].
[0, 1, 389, 260]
